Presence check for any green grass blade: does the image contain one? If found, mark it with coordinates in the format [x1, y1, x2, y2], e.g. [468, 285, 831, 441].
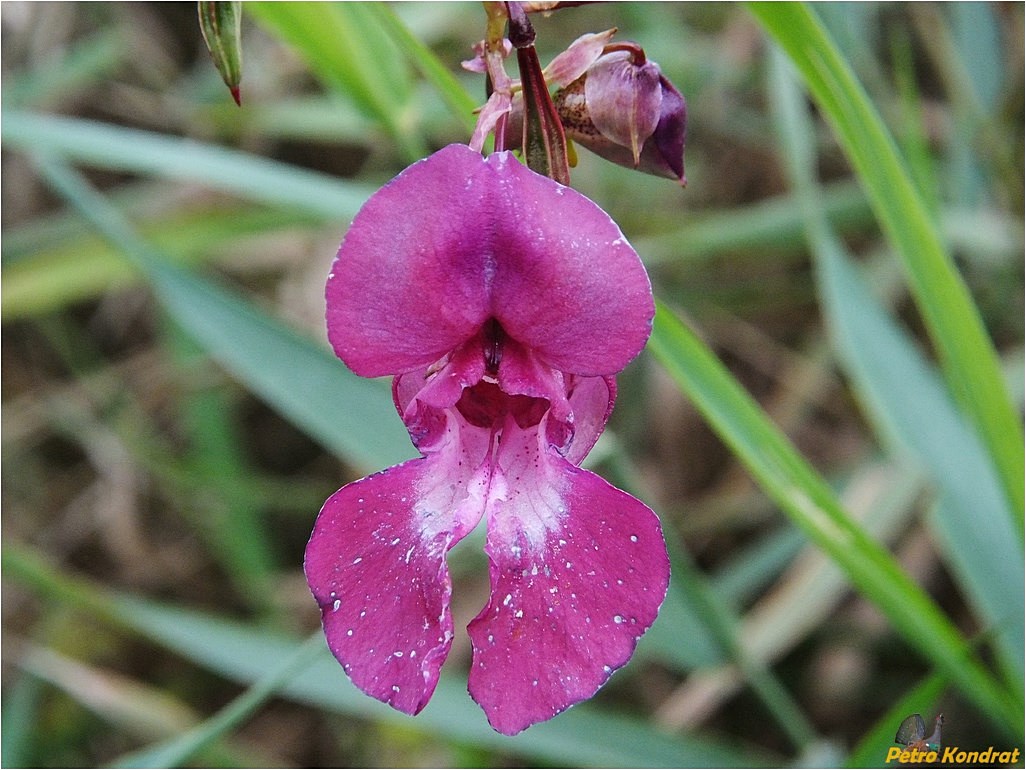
[817, 238, 1024, 689]
[2, 546, 775, 769]
[1, 112, 376, 218]
[768, 43, 1024, 692]
[363, 3, 478, 132]
[31, 153, 411, 472]
[3, 206, 320, 320]
[748, 2, 1024, 524]
[247, 2, 424, 161]
[110, 632, 326, 768]
[647, 303, 1020, 735]
[669, 540, 818, 751]
[1, 670, 45, 767]
[165, 327, 279, 612]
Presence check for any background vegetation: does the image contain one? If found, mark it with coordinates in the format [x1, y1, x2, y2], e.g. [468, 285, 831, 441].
[2, 2, 1022, 766]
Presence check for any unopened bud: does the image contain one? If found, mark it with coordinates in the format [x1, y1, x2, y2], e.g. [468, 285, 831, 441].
[199, 1, 243, 106]
[554, 46, 686, 184]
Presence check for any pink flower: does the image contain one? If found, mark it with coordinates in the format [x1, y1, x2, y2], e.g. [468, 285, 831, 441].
[305, 143, 670, 735]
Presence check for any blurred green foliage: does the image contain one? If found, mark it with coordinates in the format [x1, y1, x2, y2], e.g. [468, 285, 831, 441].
[2, 3, 1022, 767]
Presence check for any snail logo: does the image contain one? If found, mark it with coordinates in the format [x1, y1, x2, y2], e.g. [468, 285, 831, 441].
[884, 713, 1022, 765]
[895, 713, 945, 752]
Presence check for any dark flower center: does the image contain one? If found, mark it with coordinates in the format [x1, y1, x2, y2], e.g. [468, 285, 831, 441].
[455, 319, 549, 430]
[456, 381, 549, 429]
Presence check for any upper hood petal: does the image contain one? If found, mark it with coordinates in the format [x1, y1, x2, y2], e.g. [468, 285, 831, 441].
[326, 144, 653, 379]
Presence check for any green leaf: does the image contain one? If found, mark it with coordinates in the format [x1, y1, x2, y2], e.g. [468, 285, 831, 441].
[111, 633, 326, 768]
[142, 261, 413, 471]
[748, 2, 1024, 525]
[2, 205, 321, 320]
[817, 237, 1024, 690]
[767, 42, 1024, 694]
[364, 3, 478, 131]
[647, 302, 1020, 735]
[247, 1, 425, 161]
[30, 153, 410, 472]
[1, 112, 376, 218]
[3, 546, 775, 769]
[1, 670, 45, 768]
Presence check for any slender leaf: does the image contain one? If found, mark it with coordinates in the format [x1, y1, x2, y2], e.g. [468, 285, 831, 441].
[647, 303, 1019, 735]
[2, 546, 774, 769]
[1, 112, 376, 218]
[247, 2, 424, 161]
[818, 238, 1024, 688]
[365, 3, 478, 131]
[111, 633, 326, 768]
[3, 206, 320, 320]
[1, 670, 45, 768]
[768, 44, 1024, 692]
[748, 2, 1024, 523]
[31, 153, 410, 472]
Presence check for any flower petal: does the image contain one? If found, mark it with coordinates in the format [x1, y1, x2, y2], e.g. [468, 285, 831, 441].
[325, 145, 494, 377]
[486, 153, 654, 375]
[465, 422, 670, 735]
[585, 52, 663, 165]
[558, 374, 615, 464]
[305, 419, 490, 714]
[543, 29, 617, 88]
[327, 144, 653, 379]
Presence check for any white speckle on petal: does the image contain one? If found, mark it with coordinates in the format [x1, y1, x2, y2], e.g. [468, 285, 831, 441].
[393, 651, 403, 658]
[630, 534, 638, 543]
[614, 615, 624, 624]
[503, 593, 512, 606]
[514, 609, 523, 618]
[352, 557, 363, 565]
[332, 599, 341, 612]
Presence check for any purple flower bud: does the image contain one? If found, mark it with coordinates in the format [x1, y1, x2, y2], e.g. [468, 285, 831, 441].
[555, 46, 687, 184]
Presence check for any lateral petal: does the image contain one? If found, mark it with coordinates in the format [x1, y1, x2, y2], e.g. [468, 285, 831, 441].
[305, 420, 489, 715]
[465, 423, 669, 735]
